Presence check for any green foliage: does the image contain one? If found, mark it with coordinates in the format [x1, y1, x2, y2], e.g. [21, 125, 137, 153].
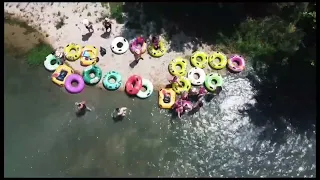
[25, 41, 54, 66]
[110, 3, 124, 23]
[101, 2, 124, 24]
[217, 16, 304, 59]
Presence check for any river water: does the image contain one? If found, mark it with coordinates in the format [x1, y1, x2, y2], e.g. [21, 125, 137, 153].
[4, 53, 316, 177]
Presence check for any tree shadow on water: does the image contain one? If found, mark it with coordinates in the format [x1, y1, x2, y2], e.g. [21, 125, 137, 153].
[120, 3, 274, 53]
[240, 50, 316, 143]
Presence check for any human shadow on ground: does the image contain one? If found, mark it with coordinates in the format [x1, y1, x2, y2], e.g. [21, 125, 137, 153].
[100, 31, 111, 39]
[82, 32, 93, 41]
[119, 2, 275, 53]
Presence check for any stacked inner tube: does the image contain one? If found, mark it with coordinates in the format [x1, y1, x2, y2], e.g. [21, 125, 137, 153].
[125, 75, 153, 99]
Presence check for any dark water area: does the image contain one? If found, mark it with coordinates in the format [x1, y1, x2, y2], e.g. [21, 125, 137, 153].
[4, 53, 316, 177]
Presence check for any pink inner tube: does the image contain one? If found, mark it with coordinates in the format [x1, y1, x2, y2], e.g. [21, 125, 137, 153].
[228, 55, 245, 72]
[130, 37, 146, 53]
[65, 74, 85, 94]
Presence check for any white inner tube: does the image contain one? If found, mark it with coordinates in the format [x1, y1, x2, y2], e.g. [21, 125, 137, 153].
[187, 67, 206, 86]
[110, 37, 129, 54]
[137, 78, 154, 99]
[44, 54, 59, 71]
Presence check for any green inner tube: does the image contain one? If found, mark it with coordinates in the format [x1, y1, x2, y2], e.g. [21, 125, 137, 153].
[82, 65, 102, 85]
[204, 73, 223, 92]
[103, 71, 122, 90]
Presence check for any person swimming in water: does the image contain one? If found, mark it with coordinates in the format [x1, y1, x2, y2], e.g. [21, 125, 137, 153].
[182, 100, 193, 113]
[180, 91, 189, 100]
[188, 87, 199, 97]
[188, 100, 204, 115]
[75, 101, 92, 116]
[168, 76, 183, 86]
[113, 107, 128, 121]
[213, 86, 223, 95]
[198, 86, 208, 100]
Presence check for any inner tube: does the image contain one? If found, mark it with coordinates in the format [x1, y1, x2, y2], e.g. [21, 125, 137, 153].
[82, 65, 102, 85]
[65, 74, 85, 94]
[209, 51, 227, 69]
[187, 67, 206, 86]
[190, 51, 208, 69]
[136, 78, 153, 99]
[80, 45, 99, 66]
[147, 39, 167, 58]
[64, 43, 82, 61]
[125, 75, 143, 95]
[111, 37, 129, 54]
[204, 73, 223, 92]
[44, 54, 61, 71]
[172, 77, 191, 94]
[103, 71, 122, 90]
[168, 57, 188, 76]
[158, 88, 176, 109]
[130, 37, 147, 55]
[228, 55, 245, 73]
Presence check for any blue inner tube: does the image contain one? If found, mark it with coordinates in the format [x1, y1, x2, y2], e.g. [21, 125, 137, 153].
[103, 71, 122, 90]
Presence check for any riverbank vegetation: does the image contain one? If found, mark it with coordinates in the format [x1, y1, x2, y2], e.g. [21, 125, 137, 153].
[117, 2, 316, 140]
[4, 13, 54, 66]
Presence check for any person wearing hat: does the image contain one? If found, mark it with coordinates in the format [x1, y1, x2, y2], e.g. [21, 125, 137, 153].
[83, 19, 94, 33]
[102, 18, 112, 33]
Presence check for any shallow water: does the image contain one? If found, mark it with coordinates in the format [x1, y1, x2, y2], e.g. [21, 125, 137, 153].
[4, 53, 316, 177]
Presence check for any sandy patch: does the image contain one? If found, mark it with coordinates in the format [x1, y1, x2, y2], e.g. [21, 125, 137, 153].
[5, 2, 226, 91]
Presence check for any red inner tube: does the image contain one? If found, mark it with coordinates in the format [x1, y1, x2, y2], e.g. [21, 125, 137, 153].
[125, 75, 142, 95]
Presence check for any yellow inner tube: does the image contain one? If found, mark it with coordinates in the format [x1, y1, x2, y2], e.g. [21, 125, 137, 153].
[52, 64, 74, 87]
[148, 40, 167, 57]
[190, 51, 208, 68]
[209, 51, 227, 69]
[158, 88, 176, 109]
[80, 45, 99, 66]
[172, 77, 191, 94]
[64, 43, 82, 61]
[168, 57, 188, 76]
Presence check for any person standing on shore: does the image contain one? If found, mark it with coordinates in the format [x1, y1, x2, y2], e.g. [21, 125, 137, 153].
[83, 19, 94, 33]
[134, 49, 143, 62]
[102, 18, 112, 33]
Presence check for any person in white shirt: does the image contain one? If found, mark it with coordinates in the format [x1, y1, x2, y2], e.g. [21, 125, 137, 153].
[82, 19, 94, 32]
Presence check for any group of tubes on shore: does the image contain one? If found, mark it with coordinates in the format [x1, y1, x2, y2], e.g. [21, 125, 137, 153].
[166, 76, 222, 119]
[42, 17, 245, 121]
